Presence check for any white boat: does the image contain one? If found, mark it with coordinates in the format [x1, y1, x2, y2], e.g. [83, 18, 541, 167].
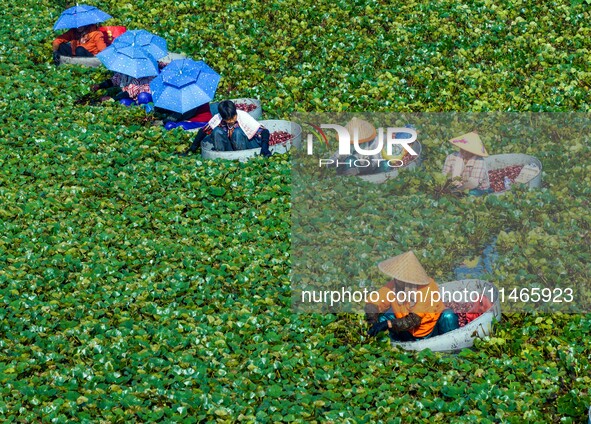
[201, 119, 302, 162]
[59, 51, 188, 68]
[486, 153, 542, 193]
[358, 141, 423, 184]
[230, 98, 263, 120]
[390, 279, 501, 353]
[59, 56, 102, 67]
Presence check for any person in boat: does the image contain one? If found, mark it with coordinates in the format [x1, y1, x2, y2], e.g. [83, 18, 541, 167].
[379, 123, 417, 169]
[153, 59, 216, 130]
[365, 251, 459, 341]
[329, 117, 382, 176]
[179, 100, 271, 156]
[329, 119, 417, 175]
[52, 24, 107, 65]
[91, 72, 155, 103]
[442, 131, 492, 196]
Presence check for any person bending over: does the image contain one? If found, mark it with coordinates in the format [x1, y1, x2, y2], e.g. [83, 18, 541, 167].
[365, 251, 459, 341]
[442, 131, 491, 196]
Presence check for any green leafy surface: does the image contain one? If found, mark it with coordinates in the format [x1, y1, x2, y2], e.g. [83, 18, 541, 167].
[0, 0, 590, 422]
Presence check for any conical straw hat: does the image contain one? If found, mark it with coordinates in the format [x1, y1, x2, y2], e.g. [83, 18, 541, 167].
[377, 251, 431, 286]
[345, 117, 377, 145]
[449, 132, 489, 157]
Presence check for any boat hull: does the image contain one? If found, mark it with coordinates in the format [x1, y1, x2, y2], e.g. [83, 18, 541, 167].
[390, 279, 501, 353]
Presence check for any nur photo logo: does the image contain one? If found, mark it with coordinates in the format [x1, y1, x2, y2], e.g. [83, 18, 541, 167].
[304, 121, 421, 170]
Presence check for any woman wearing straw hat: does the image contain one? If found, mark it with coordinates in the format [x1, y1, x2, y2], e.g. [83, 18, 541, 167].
[442, 132, 492, 196]
[330, 117, 383, 176]
[365, 251, 459, 341]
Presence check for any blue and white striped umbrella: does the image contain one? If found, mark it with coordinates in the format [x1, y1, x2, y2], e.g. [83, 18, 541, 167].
[53, 4, 111, 31]
[97, 43, 159, 79]
[111, 29, 168, 60]
[150, 59, 220, 114]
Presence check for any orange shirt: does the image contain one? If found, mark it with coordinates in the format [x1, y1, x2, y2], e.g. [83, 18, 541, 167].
[368, 279, 444, 338]
[52, 29, 107, 56]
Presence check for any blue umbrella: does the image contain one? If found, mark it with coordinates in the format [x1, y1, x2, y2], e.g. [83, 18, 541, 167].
[53, 4, 111, 31]
[150, 59, 220, 114]
[97, 43, 159, 79]
[112, 29, 168, 60]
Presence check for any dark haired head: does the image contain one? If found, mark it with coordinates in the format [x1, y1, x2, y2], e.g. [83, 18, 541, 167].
[218, 100, 237, 120]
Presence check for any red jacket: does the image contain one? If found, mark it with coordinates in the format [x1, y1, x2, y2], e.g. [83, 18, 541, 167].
[187, 103, 213, 123]
[52, 28, 107, 56]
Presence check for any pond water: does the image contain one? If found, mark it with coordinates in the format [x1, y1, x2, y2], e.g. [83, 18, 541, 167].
[454, 237, 499, 280]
